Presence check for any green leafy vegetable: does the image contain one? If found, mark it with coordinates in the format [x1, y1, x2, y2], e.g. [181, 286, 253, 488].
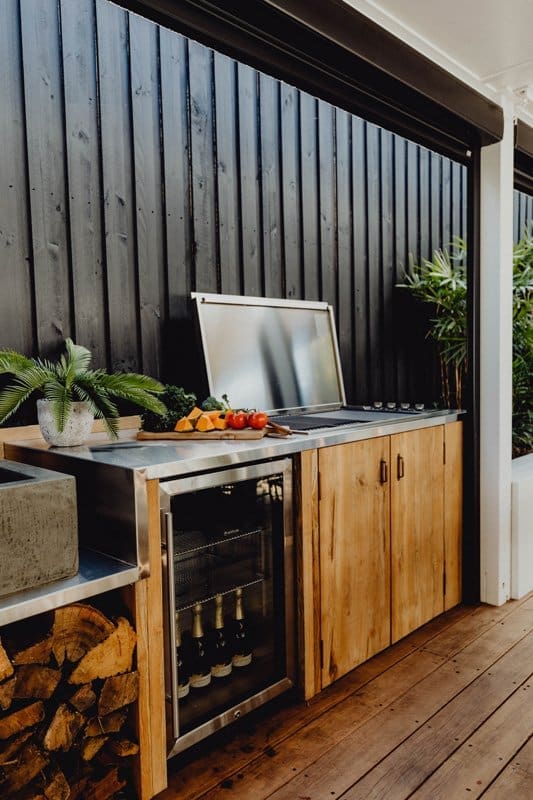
[201, 396, 226, 411]
[141, 385, 197, 432]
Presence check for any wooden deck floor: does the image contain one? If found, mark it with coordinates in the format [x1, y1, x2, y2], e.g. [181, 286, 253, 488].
[158, 592, 533, 800]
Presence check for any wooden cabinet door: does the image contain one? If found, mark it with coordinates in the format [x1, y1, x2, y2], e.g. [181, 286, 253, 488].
[391, 426, 445, 643]
[444, 421, 463, 610]
[319, 437, 390, 688]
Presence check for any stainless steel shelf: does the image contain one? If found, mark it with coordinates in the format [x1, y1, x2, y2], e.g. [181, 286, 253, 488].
[174, 527, 263, 557]
[0, 549, 140, 627]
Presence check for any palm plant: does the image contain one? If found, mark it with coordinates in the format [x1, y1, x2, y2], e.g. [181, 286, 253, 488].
[511, 234, 533, 456]
[399, 237, 467, 408]
[0, 339, 166, 439]
[401, 233, 533, 456]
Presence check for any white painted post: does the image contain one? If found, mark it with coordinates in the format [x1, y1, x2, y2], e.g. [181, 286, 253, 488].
[478, 95, 515, 605]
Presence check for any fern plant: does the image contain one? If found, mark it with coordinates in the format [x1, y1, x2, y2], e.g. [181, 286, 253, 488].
[0, 339, 166, 439]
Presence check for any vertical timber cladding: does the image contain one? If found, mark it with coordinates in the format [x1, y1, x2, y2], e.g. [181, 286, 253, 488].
[9, 0, 530, 405]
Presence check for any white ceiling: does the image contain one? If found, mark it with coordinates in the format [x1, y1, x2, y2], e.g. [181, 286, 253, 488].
[343, 0, 533, 125]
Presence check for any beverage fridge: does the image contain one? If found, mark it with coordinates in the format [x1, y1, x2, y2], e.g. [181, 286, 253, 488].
[160, 458, 295, 757]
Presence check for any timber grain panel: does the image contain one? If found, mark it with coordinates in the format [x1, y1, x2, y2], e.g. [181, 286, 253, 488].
[391, 426, 445, 642]
[130, 478, 167, 799]
[444, 420, 463, 610]
[159, 593, 533, 800]
[0, 0, 497, 411]
[319, 438, 391, 687]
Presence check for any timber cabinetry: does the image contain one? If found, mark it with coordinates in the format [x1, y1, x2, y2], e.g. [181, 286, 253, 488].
[390, 426, 444, 642]
[319, 436, 391, 688]
[298, 421, 463, 698]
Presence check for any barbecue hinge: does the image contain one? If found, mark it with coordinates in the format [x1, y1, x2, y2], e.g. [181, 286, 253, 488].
[317, 471, 321, 502]
[443, 440, 446, 465]
[443, 567, 447, 597]
[319, 639, 324, 670]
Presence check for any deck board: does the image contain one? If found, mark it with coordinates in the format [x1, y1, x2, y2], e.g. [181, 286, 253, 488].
[159, 594, 533, 800]
[482, 736, 533, 799]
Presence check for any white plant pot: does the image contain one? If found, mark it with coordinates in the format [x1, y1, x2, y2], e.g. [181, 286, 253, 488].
[37, 400, 94, 447]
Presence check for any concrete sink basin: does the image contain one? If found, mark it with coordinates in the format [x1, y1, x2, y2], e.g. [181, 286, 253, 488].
[0, 460, 78, 598]
[0, 465, 35, 484]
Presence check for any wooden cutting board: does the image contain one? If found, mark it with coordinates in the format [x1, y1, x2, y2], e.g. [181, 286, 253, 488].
[136, 428, 267, 441]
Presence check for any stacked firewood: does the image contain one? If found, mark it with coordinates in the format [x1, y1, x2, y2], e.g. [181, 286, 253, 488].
[0, 603, 139, 799]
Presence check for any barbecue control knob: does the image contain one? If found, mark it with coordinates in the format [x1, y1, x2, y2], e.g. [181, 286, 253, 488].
[386, 402, 396, 410]
[372, 401, 383, 409]
[414, 403, 425, 411]
[400, 402, 410, 410]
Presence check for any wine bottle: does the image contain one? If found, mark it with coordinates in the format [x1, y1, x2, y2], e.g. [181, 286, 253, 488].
[175, 611, 190, 699]
[210, 594, 232, 678]
[190, 603, 211, 688]
[231, 587, 253, 667]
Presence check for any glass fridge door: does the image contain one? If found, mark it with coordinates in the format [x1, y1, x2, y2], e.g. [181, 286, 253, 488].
[161, 458, 294, 755]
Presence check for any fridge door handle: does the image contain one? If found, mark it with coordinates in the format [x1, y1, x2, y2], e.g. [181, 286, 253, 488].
[162, 510, 180, 740]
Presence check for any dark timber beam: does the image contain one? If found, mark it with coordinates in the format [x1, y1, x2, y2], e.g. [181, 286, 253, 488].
[110, 0, 503, 161]
[515, 120, 533, 196]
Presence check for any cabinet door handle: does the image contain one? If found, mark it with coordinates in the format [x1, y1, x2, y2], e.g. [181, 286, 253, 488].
[380, 459, 388, 484]
[397, 454, 405, 480]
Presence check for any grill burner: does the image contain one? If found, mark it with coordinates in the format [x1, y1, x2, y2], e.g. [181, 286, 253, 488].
[357, 403, 426, 415]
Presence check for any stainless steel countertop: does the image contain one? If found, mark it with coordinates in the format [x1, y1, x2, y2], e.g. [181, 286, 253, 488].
[7, 409, 462, 481]
[1, 409, 461, 626]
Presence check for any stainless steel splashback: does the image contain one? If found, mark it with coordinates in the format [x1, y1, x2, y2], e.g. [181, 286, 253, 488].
[192, 293, 346, 414]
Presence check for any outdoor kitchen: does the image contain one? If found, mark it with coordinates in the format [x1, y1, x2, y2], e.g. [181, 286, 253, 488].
[0, 1, 531, 799]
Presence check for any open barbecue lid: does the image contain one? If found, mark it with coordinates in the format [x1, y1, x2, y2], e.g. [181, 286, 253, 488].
[192, 293, 346, 415]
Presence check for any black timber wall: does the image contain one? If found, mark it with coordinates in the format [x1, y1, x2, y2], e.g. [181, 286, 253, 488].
[0, 0, 529, 410]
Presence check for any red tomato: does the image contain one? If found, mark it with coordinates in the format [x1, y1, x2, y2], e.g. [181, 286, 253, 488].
[248, 411, 268, 429]
[228, 410, 248, 430]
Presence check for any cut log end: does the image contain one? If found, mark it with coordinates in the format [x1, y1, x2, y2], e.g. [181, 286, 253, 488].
[0, 701, 45, 740]
[0, 731, 33, 765]
[98, 671, 139, 716]
[0, 676, 16, 711]
[85, 766, 126, 800]
[0, 637, 14, 682]
[0, 603, 138, 797]
[43, 704, 85, 752]
[81, 734, 108, 761]
[12, 638, 53, 667]
[69, 683, 96, 713]
[0, 742, 49, 795]
[44, 767, 70, 800]
[14, 665, 62, 701]
[85, 708, 127, 738]
[52, 604, 116, 666]
[108, 738, 139, 758]
[68, 618, 136, 685]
